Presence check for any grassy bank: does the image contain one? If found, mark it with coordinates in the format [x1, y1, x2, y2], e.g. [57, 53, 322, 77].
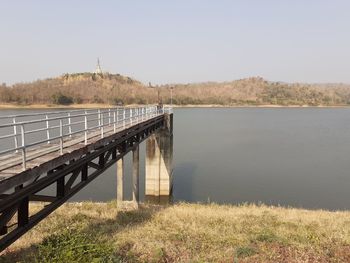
[1, 202, 349, 262]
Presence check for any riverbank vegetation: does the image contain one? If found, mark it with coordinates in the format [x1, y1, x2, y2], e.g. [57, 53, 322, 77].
[1, 202, 349, 262]
[1, 73, 350, 107]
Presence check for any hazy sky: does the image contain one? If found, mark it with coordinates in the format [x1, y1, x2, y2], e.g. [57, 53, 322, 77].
[1, 0, 349, 85]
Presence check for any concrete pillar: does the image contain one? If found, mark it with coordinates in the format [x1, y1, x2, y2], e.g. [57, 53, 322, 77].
[116, 157, 124, 202]
[145, 113, 173, 204]
[132, 145, 140, 203]
[145, 134, 161, 197]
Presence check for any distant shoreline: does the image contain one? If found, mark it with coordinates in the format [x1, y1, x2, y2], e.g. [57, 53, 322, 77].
[171, 104, 350, 109]
[0, 103, 350, 109]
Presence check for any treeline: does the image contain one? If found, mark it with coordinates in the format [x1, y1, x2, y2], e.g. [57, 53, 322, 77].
[161, 77, 350, 106]
[0, 73, 159, 105]
[1, 73, 350, 106]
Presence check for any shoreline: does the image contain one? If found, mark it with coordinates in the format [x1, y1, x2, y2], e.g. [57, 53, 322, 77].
[170, 104, 350, 109]
[1, 103, 350, 109]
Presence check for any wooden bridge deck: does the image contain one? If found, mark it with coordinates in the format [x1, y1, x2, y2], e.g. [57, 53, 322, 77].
[0, 106, 168, 193]
[0, 121, 136, 189]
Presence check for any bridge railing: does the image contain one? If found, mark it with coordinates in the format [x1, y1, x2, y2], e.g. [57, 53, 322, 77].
[0, 106, 172, 171]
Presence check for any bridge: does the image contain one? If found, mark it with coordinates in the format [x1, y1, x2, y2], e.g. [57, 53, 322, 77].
[0, 105, 173, 251]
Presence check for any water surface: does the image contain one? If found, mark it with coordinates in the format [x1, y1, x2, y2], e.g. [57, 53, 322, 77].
[1, 108, 349, 210]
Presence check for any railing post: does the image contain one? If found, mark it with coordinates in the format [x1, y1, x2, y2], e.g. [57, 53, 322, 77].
[84, 111, 88, 145]
[130, 108, 133, 126]
[101, 112, 104, 138]
[68, 112, 72, 138]
[98, 109, 101, 129]
[108, 109, 111, 126]
[46, 115, 50, 144]
[20, 124, 26, 171]
[13, 117, 18, 153]
[136, 108, 138, 123]
[113, 110, 116, 133]
[59, 119, 63, 155]
[123, 108, 126, 129]
[117, 109, 119, 129]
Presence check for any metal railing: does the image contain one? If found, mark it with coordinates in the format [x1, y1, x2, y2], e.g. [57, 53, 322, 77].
[0, 105, 171, 171]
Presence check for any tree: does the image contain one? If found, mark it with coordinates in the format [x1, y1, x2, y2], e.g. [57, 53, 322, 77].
[52, 93, 73, 105]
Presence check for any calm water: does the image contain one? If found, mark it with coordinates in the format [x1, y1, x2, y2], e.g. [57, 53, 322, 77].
[1, 108, 350, 210]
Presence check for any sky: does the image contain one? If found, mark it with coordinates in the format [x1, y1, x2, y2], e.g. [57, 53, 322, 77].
[0, 0, 349, 85]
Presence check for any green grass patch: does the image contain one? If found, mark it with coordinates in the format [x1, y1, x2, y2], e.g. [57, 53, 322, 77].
[255, 229, 280, 243]
[35, 229, 117, 263]
[235, 246, 257, 258]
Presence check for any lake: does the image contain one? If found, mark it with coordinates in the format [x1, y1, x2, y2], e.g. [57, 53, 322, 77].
[1, 108, 350, 210]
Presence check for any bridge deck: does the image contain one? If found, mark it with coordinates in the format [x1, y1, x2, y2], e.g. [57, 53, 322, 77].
[0, 122, 131, 188]
[0, 106, 172, 252]
[0, 106, 167, 193]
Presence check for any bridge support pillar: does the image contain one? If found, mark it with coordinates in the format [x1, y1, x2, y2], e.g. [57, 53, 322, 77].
[116, 157, 124, 203]
[132, 145, 140, 204]
[145, 113, 173, 204]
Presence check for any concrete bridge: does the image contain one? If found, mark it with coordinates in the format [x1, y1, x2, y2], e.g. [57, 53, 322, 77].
[0, 105, 173, 251]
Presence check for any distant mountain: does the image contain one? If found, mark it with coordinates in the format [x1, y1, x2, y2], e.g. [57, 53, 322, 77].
[1, 73, 350, 106]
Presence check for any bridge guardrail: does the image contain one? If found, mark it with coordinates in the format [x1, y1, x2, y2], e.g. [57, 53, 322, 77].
[0, 106, 172, 171]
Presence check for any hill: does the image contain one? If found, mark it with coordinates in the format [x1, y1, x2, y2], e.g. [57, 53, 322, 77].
[162, 77, 350, 106]
[1, 73, 350, 106]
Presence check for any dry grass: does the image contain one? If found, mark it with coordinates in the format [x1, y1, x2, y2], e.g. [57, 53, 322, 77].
[1, 202, 349, 262]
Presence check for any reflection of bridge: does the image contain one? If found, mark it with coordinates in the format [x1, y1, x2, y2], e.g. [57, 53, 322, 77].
[0, 106, 173, 251]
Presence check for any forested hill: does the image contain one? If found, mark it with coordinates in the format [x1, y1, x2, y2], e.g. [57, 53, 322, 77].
[1, 73, 350, 106]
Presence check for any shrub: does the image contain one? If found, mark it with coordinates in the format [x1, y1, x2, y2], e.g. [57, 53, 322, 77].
[113, 98, 124, 106]
[92, 95, 104, 104]
[73, 96, 83, 104]
[51, 93, 73, 105]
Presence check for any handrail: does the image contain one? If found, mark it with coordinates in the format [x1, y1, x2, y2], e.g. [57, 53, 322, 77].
[0, 108, 125, 128]
[0, 106, 172, 171]
[0, 108, 114, 120]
